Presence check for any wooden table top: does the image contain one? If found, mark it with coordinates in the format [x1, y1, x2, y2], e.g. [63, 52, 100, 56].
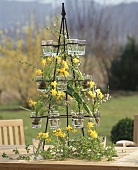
[0, 145, 138, 170]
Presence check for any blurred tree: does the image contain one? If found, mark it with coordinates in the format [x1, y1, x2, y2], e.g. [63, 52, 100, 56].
[109, 37, 138, 91]
[0, 18, 51, 107]
[65, 0, 119, 88]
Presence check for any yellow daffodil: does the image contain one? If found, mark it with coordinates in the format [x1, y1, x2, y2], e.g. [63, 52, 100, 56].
[72, 129, 77, 133]
[51, 81, 57, 88]
[87, 129, 92, 133]
[29, 99, 37, 106]
[47, 57, 52, 61]
[73, 58, 80, 63]
[66, 125, 72, 131]
[55, 55, 61, 63]
[62, 60, 68, 69]
[91, 130, 98, 138]
[41, 59, 46, 65]
[51, 89, 57, 96]
[88, 81, 95, 88]
[88, 91, 96, 98]
[36, 69, 43, 75]
[87, 122, 94, 128]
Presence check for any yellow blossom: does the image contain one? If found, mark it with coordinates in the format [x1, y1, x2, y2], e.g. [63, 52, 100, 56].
[55, 55, 61, 63]
[99, 92, 104, 99]
[36, 69, 43, 76]
[88, 129, 92, 133]
[41, 59, 46, 65]
[51, 81, 57, 88]
[51, 89, 57, 96]
[47, 57, 52, 61]
[29, 99, 37, 106]
[62, 60, 68, 69]
[73, 58, 80, 63]
[88, 81, 95, 88]
[87, 122, 94, 128]
[96, 89, 101, 94]
[88, 91, 96, 98]
[66, 125, 72, 131]
[91, 130, 98, 138]
[72, 129, 77, 133]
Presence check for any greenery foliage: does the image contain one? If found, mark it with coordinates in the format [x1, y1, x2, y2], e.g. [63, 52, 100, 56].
[110, 117, 134, 143]
[109, 37, 138, 91]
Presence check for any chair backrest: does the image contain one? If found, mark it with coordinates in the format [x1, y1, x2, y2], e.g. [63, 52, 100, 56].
[133, 114, 138, 144]
[0, 119, 25, 145]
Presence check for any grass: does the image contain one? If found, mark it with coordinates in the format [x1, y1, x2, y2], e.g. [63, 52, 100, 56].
[0, 93, 138, 145]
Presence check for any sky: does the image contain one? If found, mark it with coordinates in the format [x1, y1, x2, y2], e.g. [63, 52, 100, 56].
[5, 0, 138, 5]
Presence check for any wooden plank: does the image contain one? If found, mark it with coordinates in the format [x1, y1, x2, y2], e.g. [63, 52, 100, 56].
[9, 126, 14, 145]
[133, 114, 138, 144]
[0, 128, 2, 144]
[14, 126, 19, 145]
[3, 127, 8, 145]
[20, 125, 25, 145]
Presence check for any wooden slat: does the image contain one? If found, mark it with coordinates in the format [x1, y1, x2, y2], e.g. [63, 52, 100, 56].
[3, 127, 8, 145]
[133, 114, 138, 144]
[14, 126, 19, 145]
[20, 125, 25, 145]
[9, 127, 14, 145]
[0, 128, 2, 144]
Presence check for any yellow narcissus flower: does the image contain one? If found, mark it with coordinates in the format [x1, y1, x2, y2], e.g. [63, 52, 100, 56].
[29, 99, 37, 106]
[88, 81, 95, 88]
[96, 89, 101, 94]
[51, 81, 57, 88]
[43, 132, 49, 139]
[88, 91, 96, 98]
[87, 122, 94, 128]
[87, 129, 92, 133]
[73, 58, 80, 63]
[41, 59, 46, 65]
[36, 69, 43, 76]
[91, 130, 98, 138]
[66, 125, 72, 131]
[47, 57, 52, 61]
[58, 67, 69, 77]
[51, 89, 57, 96]
[56, 91, 64, 99]
[72, 129, 77, 133]
[99, 93, 104, 99]
[62, 60, 68, 69]
[55, 55, 61, 63]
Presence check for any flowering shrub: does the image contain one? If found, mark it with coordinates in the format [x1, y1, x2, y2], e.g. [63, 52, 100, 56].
[35, 122, 117, 161]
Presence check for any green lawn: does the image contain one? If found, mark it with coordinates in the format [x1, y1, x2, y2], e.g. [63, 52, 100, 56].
[0, 93, 138, 145]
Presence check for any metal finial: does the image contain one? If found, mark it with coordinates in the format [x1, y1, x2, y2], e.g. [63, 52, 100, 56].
[61, 3, 66, 17]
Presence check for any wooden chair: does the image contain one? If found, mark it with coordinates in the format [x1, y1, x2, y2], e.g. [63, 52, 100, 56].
[0, 119, 25, 145]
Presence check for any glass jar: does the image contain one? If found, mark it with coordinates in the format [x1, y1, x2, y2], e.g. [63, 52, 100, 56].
[67, 39, 78, 55]
[41, 40, 53, 57]
[78, 40, 86, 55]
[30, 112, 42, 128]
[71, 111, 84, 128]
[49, 110, 60, 129]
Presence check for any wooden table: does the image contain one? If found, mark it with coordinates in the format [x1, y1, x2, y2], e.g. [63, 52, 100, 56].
[0, 145, 138, 170]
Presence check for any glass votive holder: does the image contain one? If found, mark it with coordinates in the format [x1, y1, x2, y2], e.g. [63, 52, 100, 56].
[56, 76, 67, 91]
[49, 110, 60, 129]
[71, 111, 84, 128]
[30, 112, 42, 128]
[52, 42, 60, 56]
[32, 138, 43, 160]
[67, 39, 78, 55]
[81, 75, 92, 91]
[41, 40, 53, 57]
[78, 40, 86, 55]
